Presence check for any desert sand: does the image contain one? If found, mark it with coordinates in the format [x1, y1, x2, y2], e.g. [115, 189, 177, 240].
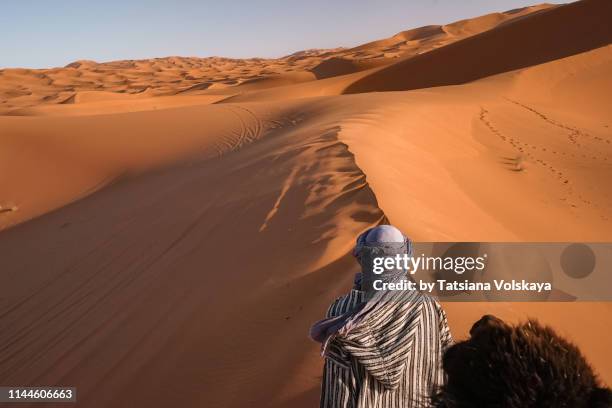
[0, 0, 611, 406]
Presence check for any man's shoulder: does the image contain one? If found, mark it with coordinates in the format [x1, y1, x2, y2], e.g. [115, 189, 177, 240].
[326, 290, 363, 317]
[418, 293, 446, 313]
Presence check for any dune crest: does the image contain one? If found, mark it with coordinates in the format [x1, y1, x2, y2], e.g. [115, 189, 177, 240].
[344, 0, 612, 94]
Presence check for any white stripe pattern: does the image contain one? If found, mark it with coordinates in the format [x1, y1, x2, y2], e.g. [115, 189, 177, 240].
[320, 290, 452, 408]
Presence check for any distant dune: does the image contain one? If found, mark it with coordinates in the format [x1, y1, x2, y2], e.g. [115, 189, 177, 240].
[0, 3, 554, 115]
[0, 1, 611, 407]
[344, 0, 611, 93]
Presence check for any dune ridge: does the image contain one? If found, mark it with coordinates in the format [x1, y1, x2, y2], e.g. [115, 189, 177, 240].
[344, 0, 612, 94]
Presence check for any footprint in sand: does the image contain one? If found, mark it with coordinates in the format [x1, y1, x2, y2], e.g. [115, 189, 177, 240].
[505, 98, 612, 146]
[0, 204, 18, 214]
[500, 156, 525, 172]
[479, 106, 592, 209]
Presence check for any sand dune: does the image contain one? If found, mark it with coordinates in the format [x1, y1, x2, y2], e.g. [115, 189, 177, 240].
[1, 1, 611, 407]
[0, 3, 555, 116]
[344, 0, 611, 94]
[0, 99, 386, 407]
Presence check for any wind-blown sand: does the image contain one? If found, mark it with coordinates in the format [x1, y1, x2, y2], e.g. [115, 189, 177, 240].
[0, 0, 611, 407]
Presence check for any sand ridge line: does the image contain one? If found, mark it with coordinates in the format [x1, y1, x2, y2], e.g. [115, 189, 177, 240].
[258, 115, 388, 233]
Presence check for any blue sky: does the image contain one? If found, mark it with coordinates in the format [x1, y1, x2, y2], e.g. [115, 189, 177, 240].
[1, 0, 564, 69]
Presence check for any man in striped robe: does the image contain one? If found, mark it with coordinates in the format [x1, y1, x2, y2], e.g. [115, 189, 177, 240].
[310, 225, 453, 408]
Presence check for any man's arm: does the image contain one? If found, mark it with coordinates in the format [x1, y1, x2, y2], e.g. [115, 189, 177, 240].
[332, 299, 424, 390]
[437, 304, 454, 350]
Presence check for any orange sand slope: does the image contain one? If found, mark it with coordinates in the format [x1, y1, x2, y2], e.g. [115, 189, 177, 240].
[0, 1, 611, 407]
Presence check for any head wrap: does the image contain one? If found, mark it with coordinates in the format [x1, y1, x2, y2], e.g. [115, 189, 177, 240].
[310, 225, 415, 346]
[352, 225, 413, 292]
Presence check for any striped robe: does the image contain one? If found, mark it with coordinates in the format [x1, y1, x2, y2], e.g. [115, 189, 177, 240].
[320, 289, 453, 408]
